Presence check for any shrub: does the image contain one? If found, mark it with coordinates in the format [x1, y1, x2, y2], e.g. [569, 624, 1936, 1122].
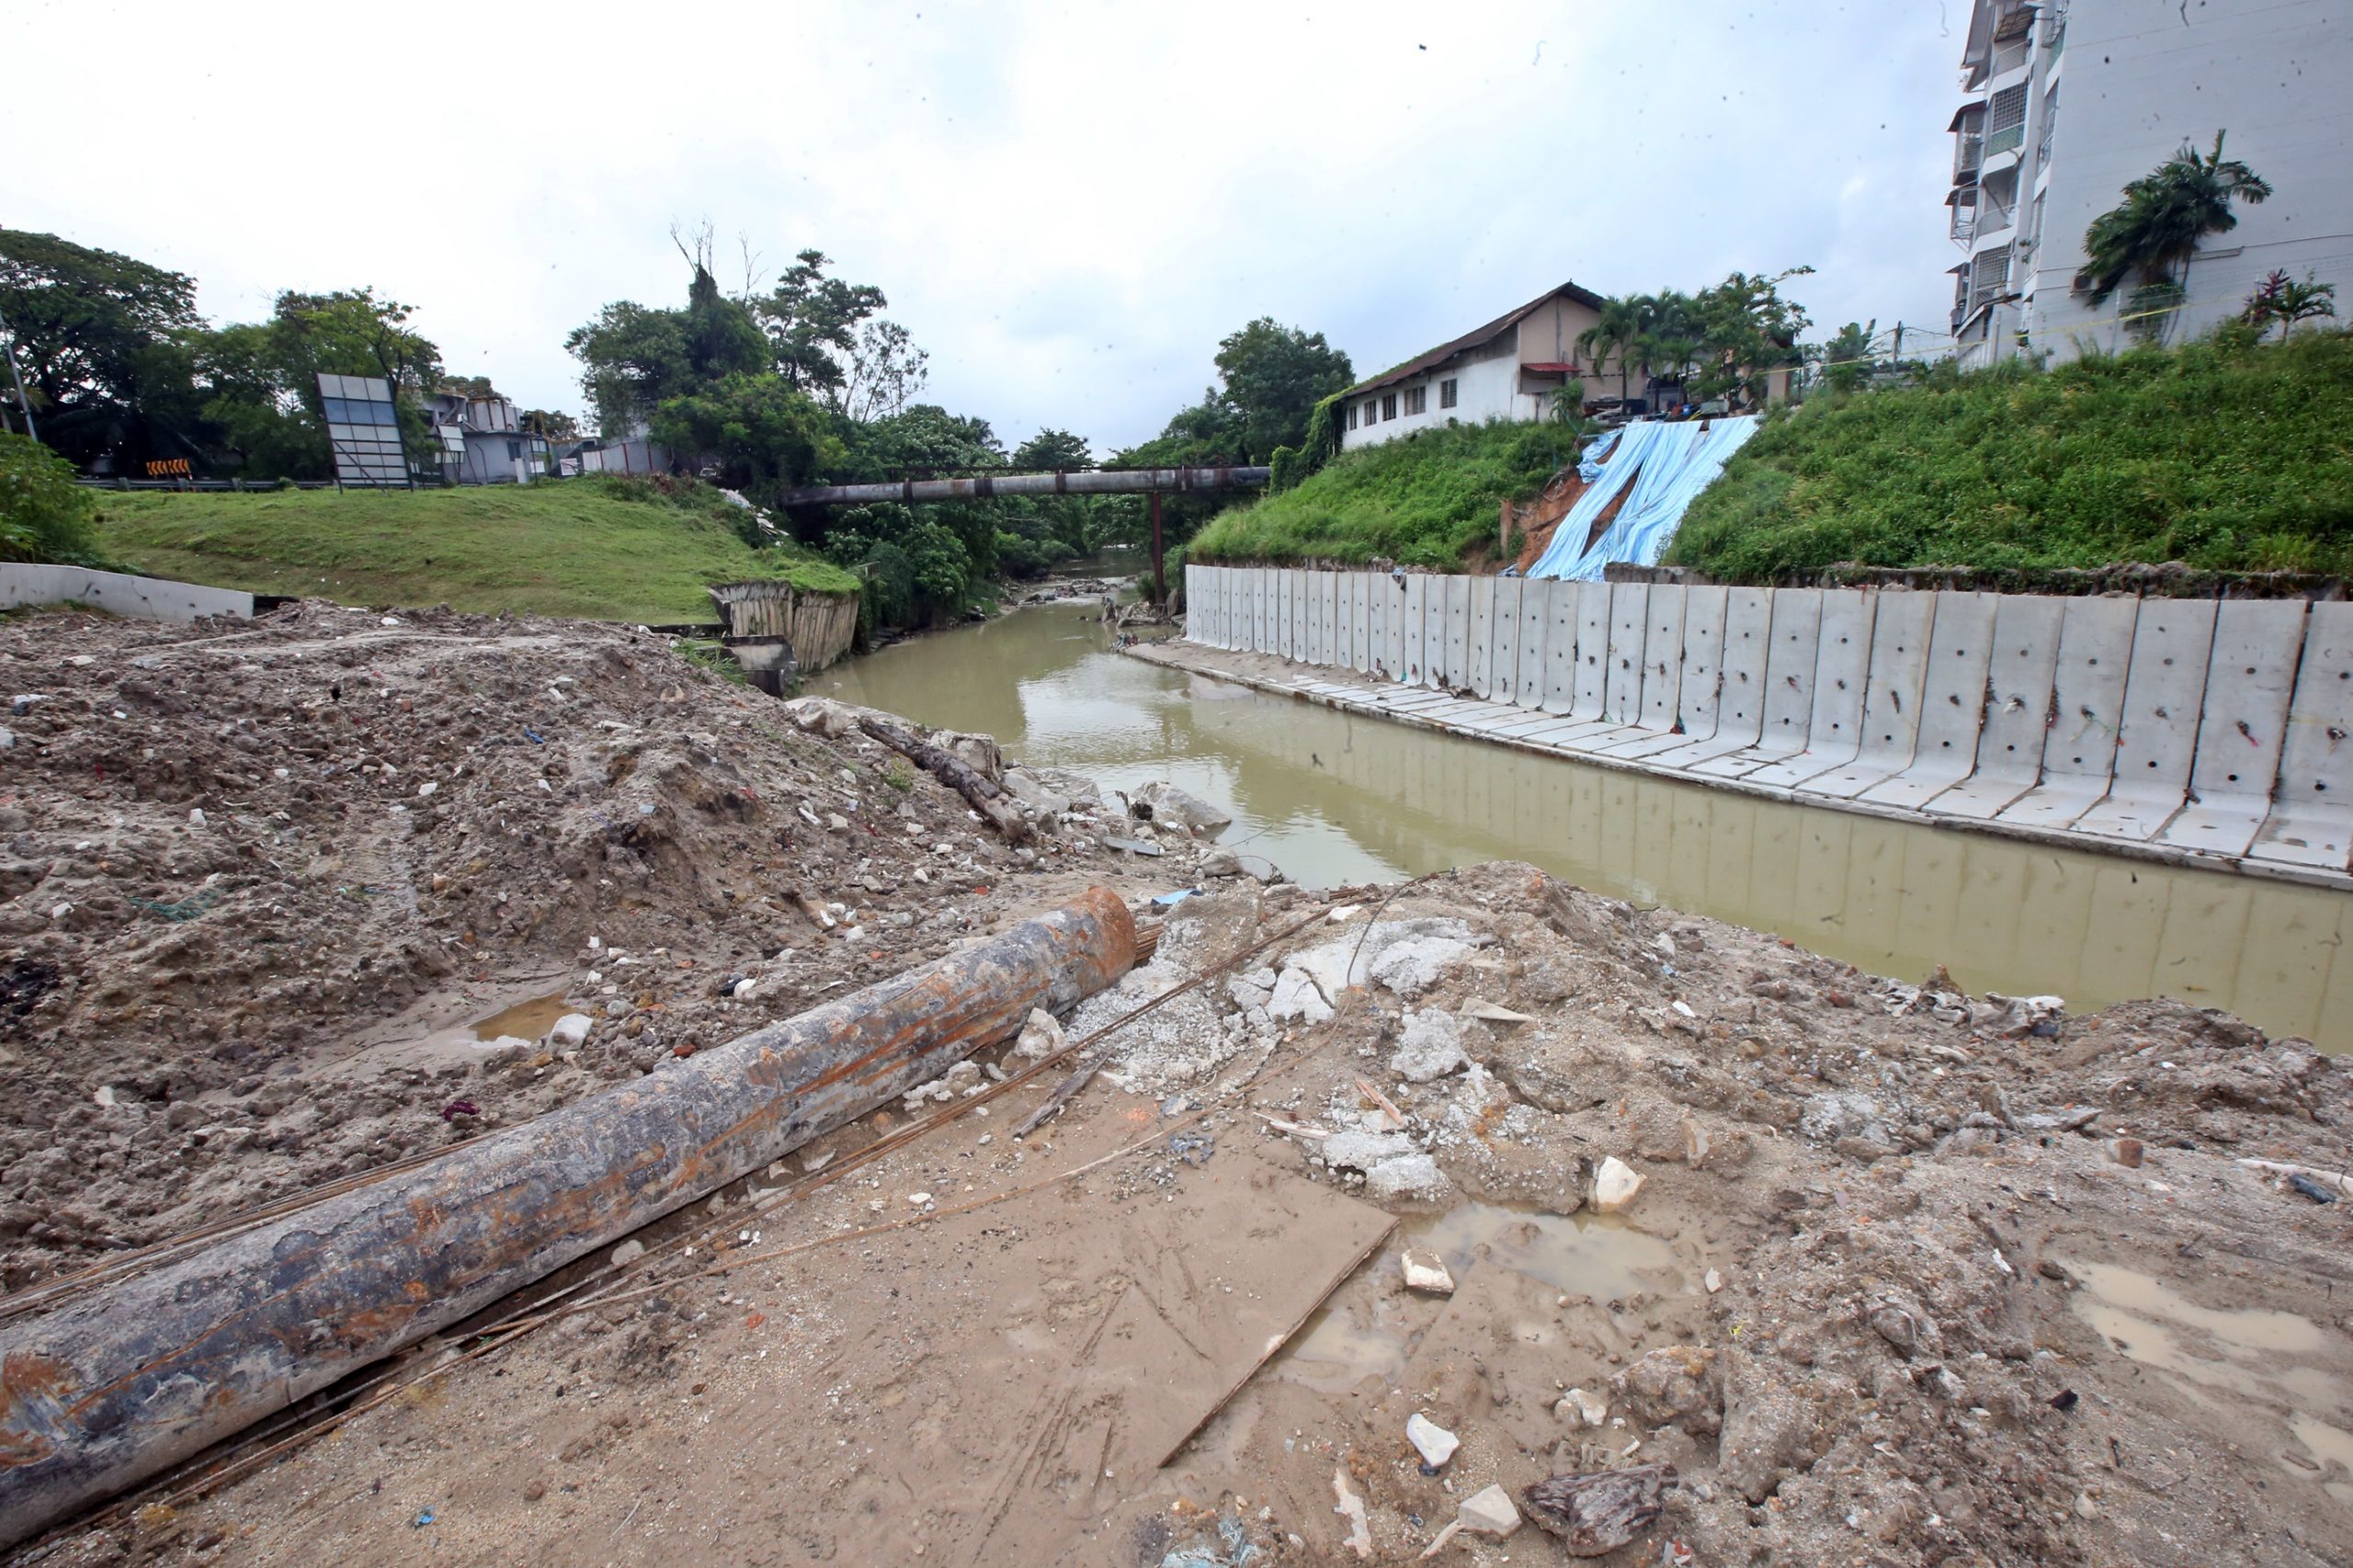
[0, 433, 105, 565]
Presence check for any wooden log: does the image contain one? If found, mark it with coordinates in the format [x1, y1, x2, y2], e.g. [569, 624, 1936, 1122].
[0, 890, 1135, 1549]
[858, 715, 1031, 841]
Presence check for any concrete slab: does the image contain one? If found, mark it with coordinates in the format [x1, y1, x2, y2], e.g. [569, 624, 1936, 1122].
[1468, 575, 1496, 698]
[1859, 591, 1999, 810]
[1742, 588, 1875, 789]
[2074, 597, 2218, 842]
[1648, 587, 1770, 769]
[1927, 595, 2065, 820]
[2254, 602, 2353, 870]
[1571, 581, 1611, 720]
[1604, 581, 1649, 724]
[1802, 590, 1938, 801]
[1541, 579, 1579, 713]
[1443, 576, 1472, 690]
[1995, 596, 2140, 830]
[1516, 578, 1549, 708]
[1488, 576, 1522, 701]
[1688, 587, 1823, 778]
[2161, 599, 2305, 857]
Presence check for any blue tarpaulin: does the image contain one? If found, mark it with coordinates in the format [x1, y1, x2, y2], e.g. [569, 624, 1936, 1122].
[1527, 415, 1759, 581]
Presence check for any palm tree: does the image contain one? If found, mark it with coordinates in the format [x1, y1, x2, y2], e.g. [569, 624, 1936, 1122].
[2276, 275, 2339, 339]
[1576, 297, 1644, 404]
[2076, 131, 2272, 333]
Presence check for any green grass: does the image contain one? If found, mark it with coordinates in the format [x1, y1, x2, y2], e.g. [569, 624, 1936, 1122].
[1669, 330, 2353, 581]
[1189, 419, 1583, 567]
[89, 475, 857, 622]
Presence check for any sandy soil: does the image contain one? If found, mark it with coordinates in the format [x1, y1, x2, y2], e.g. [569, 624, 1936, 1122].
[6, 606, 2352, 1568]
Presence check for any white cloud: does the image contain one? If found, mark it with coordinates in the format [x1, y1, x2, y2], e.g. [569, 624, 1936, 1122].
[2, 0, 1964, 453]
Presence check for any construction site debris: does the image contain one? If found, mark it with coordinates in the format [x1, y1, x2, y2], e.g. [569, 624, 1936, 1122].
[1592, 1154, 1645, 1213]
[1406, 1412, 1459, 1468]
[1400, 1247, 1456, 1294]
[1521, 1464, 1678, 1556]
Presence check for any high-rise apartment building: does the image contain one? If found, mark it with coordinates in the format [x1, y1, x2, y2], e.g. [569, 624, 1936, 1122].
[1946, 0, 2350, 367]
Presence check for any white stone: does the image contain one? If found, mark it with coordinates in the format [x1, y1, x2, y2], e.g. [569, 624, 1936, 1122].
[1368, 936, 1476, 998]
[1405, 1412, 1459, 1468]
[1365, 1152, 1449, 1203]
[545, 1012, 594, 1049]
[417, 780, 438, 798]
[906, 1191, 933, 1206]
[1389, 1009, 1468, 1083]
[188, 808, 207, 826]
[1560, 1387, 1608, 1426]
[1458, 1483, 1520, 1538]
[610, 1239, 645, 1267]
[1013, 1006, 1064, 1061]
[1705, 1267, 1723, 1293]
[1593, 1155, 1644, 1214]
[1401, 1248, 1456, 1294]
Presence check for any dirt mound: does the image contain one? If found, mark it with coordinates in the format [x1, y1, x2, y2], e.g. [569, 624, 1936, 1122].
[0, 601, 1190, 1284]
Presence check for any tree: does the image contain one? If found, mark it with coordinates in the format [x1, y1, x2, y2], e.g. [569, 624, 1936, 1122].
[0, 229, 208, 471]
[440, 374, 497, 399]
[1211, 318, 1355, 463]
[518, 408, 579, 441]
[191, 288, 443, 480]
[1010, 427, 1093, 471]
[841, 319, 928, 422]
[759, 250, 887, 398]
[650, 373, 842, 512]
[1575, 296, 1645, 403]
[2243, 269, 2338, 341]
[1818, 320, 1878, 394]
[566, 248, 766, 436]
[2076, 131, 2272, 328]
[1688, 269, 1813, 406]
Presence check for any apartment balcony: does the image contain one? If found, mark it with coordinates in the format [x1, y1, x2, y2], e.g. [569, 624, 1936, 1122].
[1949, 201, 1978, 244]
[1972, 199, 2017, 249]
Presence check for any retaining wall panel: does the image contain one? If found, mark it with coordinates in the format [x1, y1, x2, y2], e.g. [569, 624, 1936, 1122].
[1516, 582, 1549, 707]
[1860, 592, 1999, 810]
[1928, 596, 2065, 819]
[1541, 581, 1579, 712]
[2074, 598, 2220, 841]
[1742, 589, 1875, 788]
[2161, 599, 2306, 856]
[1802, 591, 1938, 800]
[1604, 583, 1649, 724]
[1488, 578, 1522, 701]
[2254, 602, 2353, 869]
[1443, 577, 1472, 690]
[1469, 577, 1496, 697]
[1649, 587, 1770, 768]
[1995, 597, 2141, 830]
[1688, 588, 1822, 777]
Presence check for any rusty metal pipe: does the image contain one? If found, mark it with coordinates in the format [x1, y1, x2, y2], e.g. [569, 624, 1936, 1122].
[783, 464, 1270, 506]
[0, 890, 1137, 1548]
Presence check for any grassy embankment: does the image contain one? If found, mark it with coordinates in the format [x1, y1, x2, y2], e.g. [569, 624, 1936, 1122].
[1670, 331, 2353, 580]
[91, 476, 857, 623]
[1188, 419, 1582, 567]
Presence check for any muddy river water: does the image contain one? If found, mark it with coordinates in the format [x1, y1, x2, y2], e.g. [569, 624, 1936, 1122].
[812, 601, 2353, 1050]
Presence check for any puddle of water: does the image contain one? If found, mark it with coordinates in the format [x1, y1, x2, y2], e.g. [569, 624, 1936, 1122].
[2061, 1255, 2353, 1498]
[1272, 1201, 1683, 1392]
[471, 992, 569, 1044]
[810, 605, 2353, 1048]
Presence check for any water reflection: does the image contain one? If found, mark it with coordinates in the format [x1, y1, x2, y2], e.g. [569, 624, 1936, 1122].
[811, 605, 2353, 1048]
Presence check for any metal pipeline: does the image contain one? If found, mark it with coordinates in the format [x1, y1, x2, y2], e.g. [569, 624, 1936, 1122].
[0, 889, 1137, 1548]
[783, 465, 1271, 506]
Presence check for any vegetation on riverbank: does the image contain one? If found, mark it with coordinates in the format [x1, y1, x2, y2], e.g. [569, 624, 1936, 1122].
[1186, 419, 1582, 566]
[93, 475, 855, 623]
[1669, 330, 2353, 580]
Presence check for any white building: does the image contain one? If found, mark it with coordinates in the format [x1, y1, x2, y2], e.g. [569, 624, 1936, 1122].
[1947, 0, 2353, 367]
[422, 392, 548, 484]
[1337, 281, 1613, 450]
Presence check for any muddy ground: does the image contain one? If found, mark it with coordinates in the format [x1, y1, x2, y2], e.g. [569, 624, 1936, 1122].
[5, 605, 2352, 1567]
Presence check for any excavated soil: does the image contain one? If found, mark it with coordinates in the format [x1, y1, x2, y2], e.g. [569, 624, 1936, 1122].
[6, 606, 2352, 1568]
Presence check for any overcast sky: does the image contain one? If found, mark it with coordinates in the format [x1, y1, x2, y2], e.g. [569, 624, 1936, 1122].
[5, 2, 1962, 453]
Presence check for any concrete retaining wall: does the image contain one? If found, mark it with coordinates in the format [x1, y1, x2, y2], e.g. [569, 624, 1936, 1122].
[0, 564, 257, 622]
[1183, 564, 2353, 882]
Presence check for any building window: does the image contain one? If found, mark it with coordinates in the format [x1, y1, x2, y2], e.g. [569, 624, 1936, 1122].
[1346, 402, 1358, 430]
[1439, 378, 1458, 409]
[1365, 400, 1379, 426]
[1403, 386, 1427, 416]
[1381, 393, 1397, 421]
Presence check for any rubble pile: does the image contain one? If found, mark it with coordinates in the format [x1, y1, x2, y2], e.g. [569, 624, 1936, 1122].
[0, 603, 1197, 1285]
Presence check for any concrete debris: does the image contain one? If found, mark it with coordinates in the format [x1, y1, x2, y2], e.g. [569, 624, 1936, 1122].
[1389, 1009, 1469, 1083]
[1013, 1006, 1065, 1062]
[1364, 1151, 1448, 1202]
[1457, 1483, 1521, 1539]
[545, 1013, 594, 1050]
[1283, 917, 1485, 999]
[1463, 1000, 1532, 1023]
[1131, 781, 1231, 835]
[1400, 1247, 1456, 1294]
[1405, 1411, 1459, 1468]
[1592, 1155, 1645, 1214]
[1332, 1467, 1373, 1560]
[1558, 1387, 1608, 1427]
[1268, 966, 1334, 1025]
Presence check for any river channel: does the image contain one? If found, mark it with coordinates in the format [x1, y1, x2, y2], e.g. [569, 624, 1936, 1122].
[811, 601, 2353, 1050]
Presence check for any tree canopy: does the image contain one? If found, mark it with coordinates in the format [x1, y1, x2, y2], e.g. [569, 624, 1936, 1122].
[2077, 131, 2271, 314]
[0, 229, 208, 469]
